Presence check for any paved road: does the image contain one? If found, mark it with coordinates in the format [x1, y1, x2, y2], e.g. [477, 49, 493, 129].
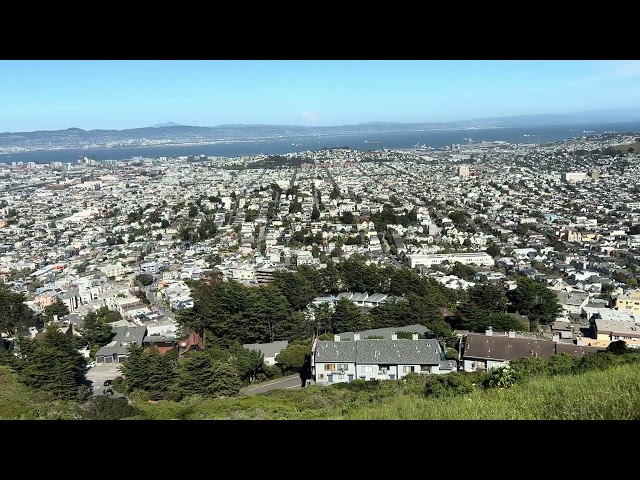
[241, 374, 303, 396]
[145, 278, 176, 319]
[85, 364, 125, 398]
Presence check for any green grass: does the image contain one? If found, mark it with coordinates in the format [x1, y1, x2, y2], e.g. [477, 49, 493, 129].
[0, 366, 76, 419]
[4, 360, 640, 420]
[135, 363, 640, 420]
[614, 142, 640, 153]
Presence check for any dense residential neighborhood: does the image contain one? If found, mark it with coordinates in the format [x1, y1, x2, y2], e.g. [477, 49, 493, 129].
[2, 131, 640, 416]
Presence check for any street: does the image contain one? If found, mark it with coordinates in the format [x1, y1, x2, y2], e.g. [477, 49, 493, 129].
[241, 374, 303, 396]
[145, 276, 176, 320]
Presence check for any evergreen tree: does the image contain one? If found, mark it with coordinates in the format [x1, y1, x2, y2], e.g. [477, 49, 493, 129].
[17, 326, 86, 400]
[332, 298, 368, 333]
[120, 343, 148, 392]
[43, 298, 70, 322]
[0, 285, 35, 337]
[81, 311, 113, 348]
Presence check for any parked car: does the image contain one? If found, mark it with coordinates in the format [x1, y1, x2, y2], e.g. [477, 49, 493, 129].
[103, 388, 114, 396]
[104, 380, 113, 386]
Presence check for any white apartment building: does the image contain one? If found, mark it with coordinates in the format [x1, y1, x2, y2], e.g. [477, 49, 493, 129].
[407, 252, 495, 269]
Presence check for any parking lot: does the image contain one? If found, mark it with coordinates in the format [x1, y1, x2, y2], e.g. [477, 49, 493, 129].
[85, 363, 124, 398]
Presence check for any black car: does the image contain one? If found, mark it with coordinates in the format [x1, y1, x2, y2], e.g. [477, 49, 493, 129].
[103, 380, 113, 386]
[103, 388, 114, 396]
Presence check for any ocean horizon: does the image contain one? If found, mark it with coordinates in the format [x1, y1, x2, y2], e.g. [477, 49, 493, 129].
[2, 121, 639, 164]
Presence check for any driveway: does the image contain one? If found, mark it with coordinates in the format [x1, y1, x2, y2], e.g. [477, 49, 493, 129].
[85, 363, 124, 398]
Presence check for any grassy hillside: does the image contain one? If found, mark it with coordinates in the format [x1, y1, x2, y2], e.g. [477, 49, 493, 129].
[3, 358, 639, 420]
[134, 363, 640, 420]
[0, 366, 76, 419]
[614, 142, 640, 152]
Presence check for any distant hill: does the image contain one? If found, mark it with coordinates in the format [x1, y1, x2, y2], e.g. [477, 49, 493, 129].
[150, 122, 185, 128]
[2, 108, 640, 153]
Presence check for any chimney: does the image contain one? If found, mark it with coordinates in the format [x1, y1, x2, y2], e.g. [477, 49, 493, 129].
[412, 333, 418, 340]
[485, 326, 493, 336]
[552, 333, 560, 343]
[508, 330, 516, 338]
[334, 334, 340, 342]
[353, 333, 360, 341]
[391, 333, 397, 340]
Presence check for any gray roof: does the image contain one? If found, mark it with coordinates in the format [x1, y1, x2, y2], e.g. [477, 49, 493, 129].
[314, 341, 357, 363]
[143, 335, 175, 344]
[95, 345, 128, 357]
[366, 293, 388, 303]
[355, 339, 441, 365]
[339, 324, 432, 341]
[315, 339, 441, 365]
[96, 325, 146, 357]
[351, 292, 369, 302]
[242, 340, 289, 358]
[337, 292, 354, 300]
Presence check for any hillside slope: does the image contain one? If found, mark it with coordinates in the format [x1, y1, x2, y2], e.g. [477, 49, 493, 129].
[0, 366, 76, 419]
[134, 363, 640, 420]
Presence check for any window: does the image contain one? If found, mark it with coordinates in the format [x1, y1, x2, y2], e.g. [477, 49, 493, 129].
[337, 363, 349, 371]
[403, 366, 415, 373]
[420, 365, 430, 372]
[317, 374, 324, 380]
[324, 364, 336, 371]
[360, 366, 373, 373]
[337, 374, 345, 380]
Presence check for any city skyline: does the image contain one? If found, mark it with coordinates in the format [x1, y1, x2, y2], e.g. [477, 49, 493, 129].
[2, 60, 640, 132]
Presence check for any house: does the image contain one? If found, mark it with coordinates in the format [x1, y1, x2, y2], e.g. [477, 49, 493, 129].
[336, 324, 433, 341]
[95, 325, 146, 364]
[143, 335, 177, 355]
[312, 333, 445, 384]
[178, 331, 204, 357]
[461, 331, 604, 372]
[556, 291, 590, 315]
[615, 289, 640, 317]
[242, 340, 289, 365]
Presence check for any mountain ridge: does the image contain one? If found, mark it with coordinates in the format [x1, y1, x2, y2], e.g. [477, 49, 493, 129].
[1, 109, 639, 154]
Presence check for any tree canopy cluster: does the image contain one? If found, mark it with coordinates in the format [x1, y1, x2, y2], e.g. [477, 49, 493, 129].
[120, 342, 279, 400]
[176, 258, 459, 348]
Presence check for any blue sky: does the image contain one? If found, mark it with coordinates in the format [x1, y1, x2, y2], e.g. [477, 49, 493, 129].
[1, 60, 640, 132]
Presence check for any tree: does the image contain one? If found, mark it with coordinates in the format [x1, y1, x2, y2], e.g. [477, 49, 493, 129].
[43, 298, 70, 322]
[155, 233, 163, 241]
[17, 326, 87, 400]
[507, 277, 561, 324]
[311, 205, 320, 220]
[161, 219, 170, 229]
[135, 274, 154, 287]
[229, 346, 265, 384]
[97, 306, 123, 323]
[486, 244, 500, 257]
[340, 211, 355, 224]
[0, 285, 36, 337]
[120, 343, 147, 392]
[332, 298, 368, 333]
[275, 342, 311, 374]
[81, 311, 113, 349]
[607, 340, 628, 355]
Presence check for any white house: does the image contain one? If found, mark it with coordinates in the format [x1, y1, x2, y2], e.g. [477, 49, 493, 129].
[312, 334, 451, 384]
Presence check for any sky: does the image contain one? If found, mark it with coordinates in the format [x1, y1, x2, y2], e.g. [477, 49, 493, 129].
[1, 60, 640, 132]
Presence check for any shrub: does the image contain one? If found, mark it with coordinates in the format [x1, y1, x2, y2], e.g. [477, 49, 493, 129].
[546, 353, 581, 376]
[424, 371, 486, 398]
[79, 396, 143, 420]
